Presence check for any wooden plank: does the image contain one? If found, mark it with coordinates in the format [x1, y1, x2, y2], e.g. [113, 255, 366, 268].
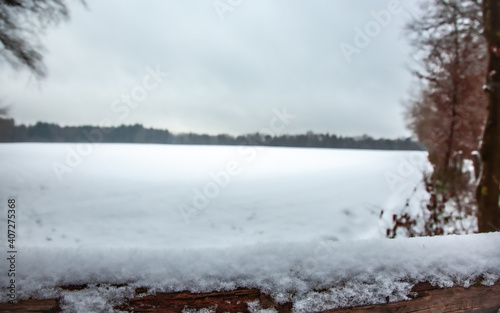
[115, 288, 292, 313]
[0, 299, 60, 313]
[1, 281, 499, 313]
[323, 281, 500, 313]
[115, 282, 500, 313]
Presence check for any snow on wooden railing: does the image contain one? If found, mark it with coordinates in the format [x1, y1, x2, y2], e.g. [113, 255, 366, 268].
[1, 232, 499, 312]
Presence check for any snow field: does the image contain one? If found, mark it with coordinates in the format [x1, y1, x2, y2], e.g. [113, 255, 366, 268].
[0, 143, 429, 249]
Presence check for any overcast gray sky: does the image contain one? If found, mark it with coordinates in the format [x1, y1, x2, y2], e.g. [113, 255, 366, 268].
[0, 0, 421, 138]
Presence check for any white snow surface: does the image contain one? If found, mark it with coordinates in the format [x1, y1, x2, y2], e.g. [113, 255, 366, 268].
[1, 143, 498, 312]
[0, 143, 429, 248]
[1, 233, 500, 312]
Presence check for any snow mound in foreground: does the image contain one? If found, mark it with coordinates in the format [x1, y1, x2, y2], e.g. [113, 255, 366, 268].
[1, 232, 499, 312]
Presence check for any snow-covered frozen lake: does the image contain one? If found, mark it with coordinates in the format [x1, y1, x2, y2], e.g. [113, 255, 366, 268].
[0, 143, 428, 249]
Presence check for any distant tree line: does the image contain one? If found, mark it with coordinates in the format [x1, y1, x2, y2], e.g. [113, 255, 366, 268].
[0, 118, 424, 151]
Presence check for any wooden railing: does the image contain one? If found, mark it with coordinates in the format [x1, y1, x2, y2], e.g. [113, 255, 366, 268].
[1, 280, 499, 312]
